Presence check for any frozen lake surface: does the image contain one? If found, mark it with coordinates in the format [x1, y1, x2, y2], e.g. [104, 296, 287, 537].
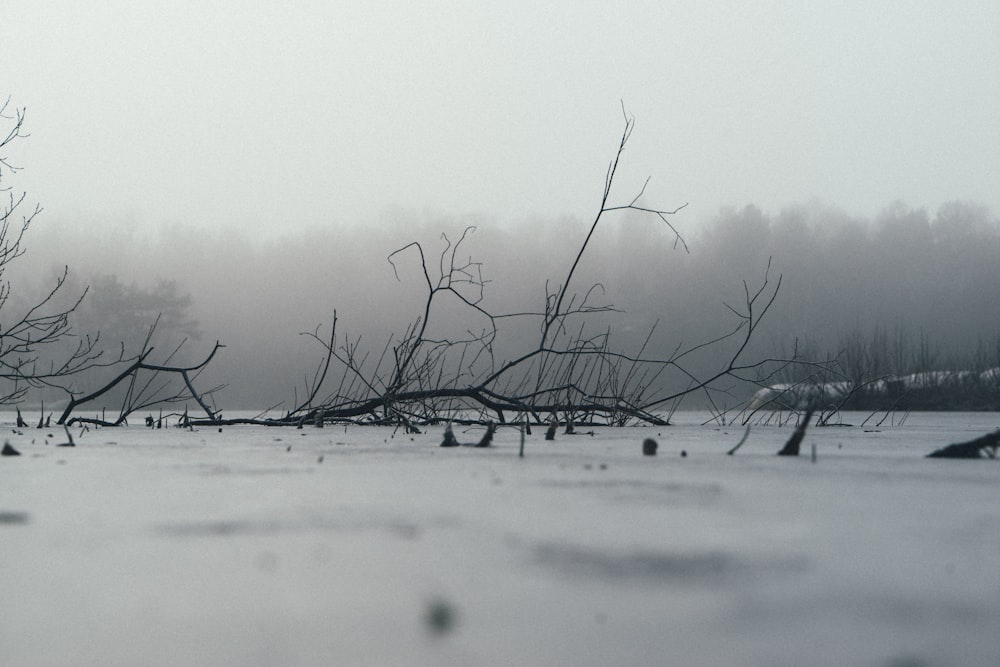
[2, 411, 999, 666]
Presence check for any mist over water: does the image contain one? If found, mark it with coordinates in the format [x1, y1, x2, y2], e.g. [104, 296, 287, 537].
[4, 0, 998, 414]
[16, 199, 1000, 410]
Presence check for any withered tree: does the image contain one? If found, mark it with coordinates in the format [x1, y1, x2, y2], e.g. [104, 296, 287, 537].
[0, 98, 108, 404]
[0, 98, 224, 425]
[207, 106, 799, 429]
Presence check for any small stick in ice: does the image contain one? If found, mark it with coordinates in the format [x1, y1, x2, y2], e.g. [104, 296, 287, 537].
[440, 423, 460, 447]
[440, 422, 495, 448]
[56, 425, 76, 447]
[545, 415, 557, 441]
[777, 406, 815, 456]
[472, 422, 495, 448]
[726, 426, 751, 455]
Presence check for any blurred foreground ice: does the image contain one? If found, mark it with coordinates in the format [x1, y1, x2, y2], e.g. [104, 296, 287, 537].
[2, 412, 998, 666]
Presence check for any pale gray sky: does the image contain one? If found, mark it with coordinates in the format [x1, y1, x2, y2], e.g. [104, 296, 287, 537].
[5, 1, 999, 236]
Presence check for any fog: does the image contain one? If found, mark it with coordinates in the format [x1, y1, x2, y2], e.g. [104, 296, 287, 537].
[5, 2, 1000, 409]
[16, 198, 1000, 410]
[6, 2, 1000, 232]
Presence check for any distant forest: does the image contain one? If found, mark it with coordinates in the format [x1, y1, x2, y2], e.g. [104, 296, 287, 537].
[20, 199, 1000, 410]
[606, 199, 1000, 376]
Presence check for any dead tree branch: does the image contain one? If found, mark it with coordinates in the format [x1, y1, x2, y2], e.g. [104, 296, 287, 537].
[57, 332, 224, 426]
[0, 100, 107, 404]
[226, 107, 805, 429]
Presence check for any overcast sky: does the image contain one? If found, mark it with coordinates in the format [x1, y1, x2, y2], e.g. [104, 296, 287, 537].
[6, 1, 999, 238]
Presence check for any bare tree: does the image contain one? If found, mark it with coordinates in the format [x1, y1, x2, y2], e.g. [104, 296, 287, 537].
[191, 106, 799, 429]
[0, 98, 108, 403]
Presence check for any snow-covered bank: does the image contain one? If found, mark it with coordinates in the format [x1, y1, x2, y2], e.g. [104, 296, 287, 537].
[2, 412, 999, 666]
[749, 368, 1000, 412]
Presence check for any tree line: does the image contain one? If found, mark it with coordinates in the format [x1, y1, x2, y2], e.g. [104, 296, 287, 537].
[6, 95, 999, 422]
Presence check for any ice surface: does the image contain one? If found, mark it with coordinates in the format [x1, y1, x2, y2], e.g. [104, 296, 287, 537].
[2, 412, 999, 666]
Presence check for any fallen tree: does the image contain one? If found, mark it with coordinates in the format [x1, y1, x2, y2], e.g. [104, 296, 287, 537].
[178, 106, 801, 429]
[57, 316, 225, 426]
[926, 430, 1000, 459]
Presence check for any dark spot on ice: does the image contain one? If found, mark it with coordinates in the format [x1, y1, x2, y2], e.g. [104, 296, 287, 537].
[0, 511, 30, 525]
[390, 521, 420, 539]
[643, 438, 658, 456]
[190, 464, 233, 475]
[2, 441, 21, 456]
[255, 550, 279, 573]
[160, 513, 422, 541]
[599, 463, 607, 470]
[534, 543, 806, 584]
[535, 543, 733, 582]
[158, 519, 287, 537]
[425, 598, 457, 635]
[680, 450, 687, 458]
